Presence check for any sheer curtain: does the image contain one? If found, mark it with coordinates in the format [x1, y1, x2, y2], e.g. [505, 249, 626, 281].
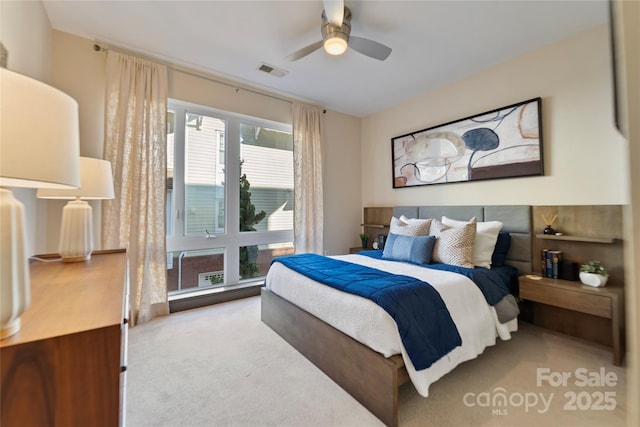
[102, 51, 169, 326]
[292, 103, 324, 254]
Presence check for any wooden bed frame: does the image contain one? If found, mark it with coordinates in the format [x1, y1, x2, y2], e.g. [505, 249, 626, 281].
[261, 205, 532, 426]
[261, 287, 409, 427]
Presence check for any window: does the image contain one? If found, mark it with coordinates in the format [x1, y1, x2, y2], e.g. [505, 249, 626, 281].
[166, 100, 294, 295]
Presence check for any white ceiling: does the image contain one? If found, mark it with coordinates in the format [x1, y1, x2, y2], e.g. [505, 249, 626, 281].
[42, 0, 608, 117]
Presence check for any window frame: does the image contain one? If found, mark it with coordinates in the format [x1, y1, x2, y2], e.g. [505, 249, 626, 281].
[166, 99, 293, 288]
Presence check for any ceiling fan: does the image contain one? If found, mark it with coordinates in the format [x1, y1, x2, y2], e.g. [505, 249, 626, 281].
[287, 0, 392, 61]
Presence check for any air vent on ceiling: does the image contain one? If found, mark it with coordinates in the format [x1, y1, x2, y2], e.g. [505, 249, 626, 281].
[258, 63, 288, 78]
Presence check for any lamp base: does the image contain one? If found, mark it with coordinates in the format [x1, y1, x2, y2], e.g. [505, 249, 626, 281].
[0, 188, 30, 340]
[1, 318, 20, 340]
[58, 199, 93, 262]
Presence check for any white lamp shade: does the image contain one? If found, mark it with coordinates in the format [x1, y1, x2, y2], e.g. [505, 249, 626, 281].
[0, 68, 80, 189]
[37, 157, 115, 200]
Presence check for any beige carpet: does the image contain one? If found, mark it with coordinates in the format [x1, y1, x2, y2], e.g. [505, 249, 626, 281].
[126, 296, 626, 427]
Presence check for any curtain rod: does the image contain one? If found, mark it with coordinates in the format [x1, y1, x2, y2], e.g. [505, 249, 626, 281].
[93, 43, 321, 110]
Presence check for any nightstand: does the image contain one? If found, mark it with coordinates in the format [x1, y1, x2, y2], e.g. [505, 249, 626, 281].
[349, 247, 365, 254]
[519, 274, 624, 366]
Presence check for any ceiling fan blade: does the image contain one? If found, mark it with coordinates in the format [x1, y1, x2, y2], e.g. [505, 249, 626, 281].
[348, 36, 392, 61]
[323, 0, 344, 27]
[286, 40, 324, 61]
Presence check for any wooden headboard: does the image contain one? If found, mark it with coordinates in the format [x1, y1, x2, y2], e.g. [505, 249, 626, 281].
[392, 205, 532, 274]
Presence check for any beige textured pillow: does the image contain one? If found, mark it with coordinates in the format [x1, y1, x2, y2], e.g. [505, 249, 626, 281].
[431, 219, 476, 268]
[389, 216, 432, 236]
[442, 216, 503, 268]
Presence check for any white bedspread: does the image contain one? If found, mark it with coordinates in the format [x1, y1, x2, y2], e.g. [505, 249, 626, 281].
[265, 254, 517, 397]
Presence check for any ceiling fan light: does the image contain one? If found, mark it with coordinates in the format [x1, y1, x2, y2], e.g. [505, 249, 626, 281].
[324, 36, 348, 55]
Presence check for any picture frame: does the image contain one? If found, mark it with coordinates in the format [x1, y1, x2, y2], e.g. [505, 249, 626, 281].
[391, 97, 543, 188]
[609, 0, 627, 137]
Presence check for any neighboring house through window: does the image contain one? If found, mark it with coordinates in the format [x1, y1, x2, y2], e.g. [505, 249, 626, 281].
[166, 100, 294, 296]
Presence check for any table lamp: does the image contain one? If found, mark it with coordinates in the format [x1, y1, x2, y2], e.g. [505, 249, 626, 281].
[1, 67, 80, 339]
[37, 157, 115, 262]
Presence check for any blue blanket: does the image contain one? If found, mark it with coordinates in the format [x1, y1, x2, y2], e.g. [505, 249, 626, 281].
[358, 250, 517, 306]
[272, 253, 462, 370]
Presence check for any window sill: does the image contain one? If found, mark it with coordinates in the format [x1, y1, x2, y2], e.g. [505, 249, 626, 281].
[169, 280, 263, 313]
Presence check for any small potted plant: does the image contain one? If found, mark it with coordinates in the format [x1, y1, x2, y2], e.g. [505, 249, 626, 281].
[579, 260, 609, 287]
[359, 233, 369, 249]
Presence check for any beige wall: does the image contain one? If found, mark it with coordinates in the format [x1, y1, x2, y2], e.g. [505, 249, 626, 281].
[322, 110, 362, 254]
[361, 25, 627, 207]
[168, 68, 291, 124]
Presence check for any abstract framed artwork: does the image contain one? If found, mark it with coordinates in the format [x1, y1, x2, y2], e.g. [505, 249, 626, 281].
[391, 97, 544, 188]
[609, 0, 627, 137]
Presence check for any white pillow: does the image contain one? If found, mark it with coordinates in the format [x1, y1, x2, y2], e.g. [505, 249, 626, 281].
[442, 216, 503, 269]
[400, 215, 433, 232]
[389, 216, 431, 236]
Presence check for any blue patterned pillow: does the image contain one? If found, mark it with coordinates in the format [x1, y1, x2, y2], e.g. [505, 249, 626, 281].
[382, 233, 436, 264]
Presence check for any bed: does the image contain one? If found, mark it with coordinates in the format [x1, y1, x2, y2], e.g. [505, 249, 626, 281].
[261, 205, 532, 426]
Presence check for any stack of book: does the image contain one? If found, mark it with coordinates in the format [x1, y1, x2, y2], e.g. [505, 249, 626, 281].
[541, 249, 563, 278]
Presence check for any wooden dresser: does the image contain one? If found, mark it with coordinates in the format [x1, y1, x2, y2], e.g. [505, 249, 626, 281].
[1, 249, 129, 427]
